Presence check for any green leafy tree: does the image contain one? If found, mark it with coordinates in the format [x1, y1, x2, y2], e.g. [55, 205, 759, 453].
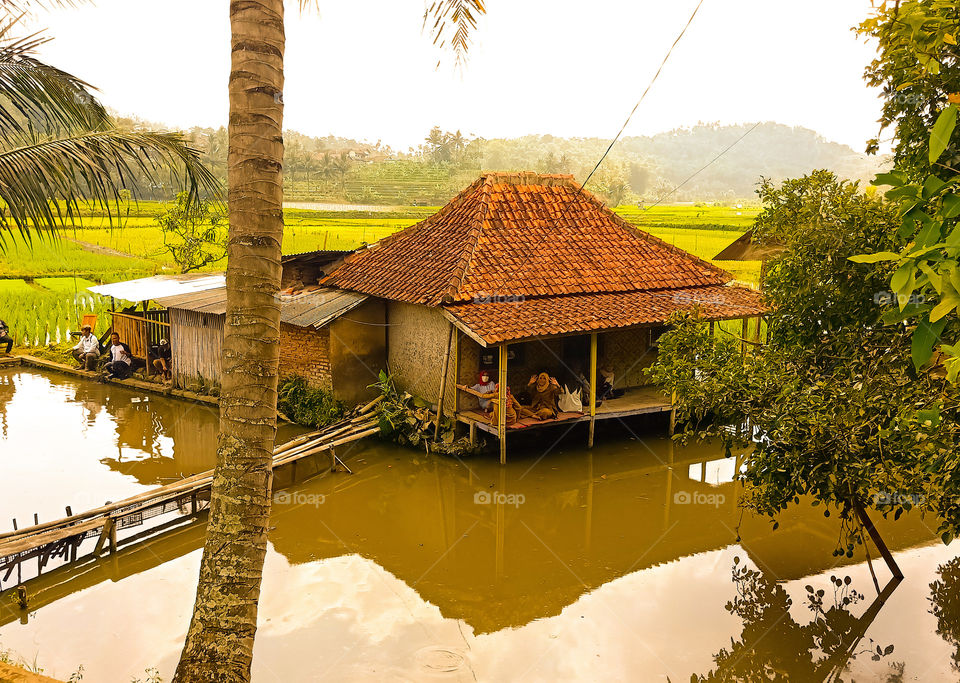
[156, 191, 227, 273]
[648, 171, 960, 555]
[854, 3, 960, 379]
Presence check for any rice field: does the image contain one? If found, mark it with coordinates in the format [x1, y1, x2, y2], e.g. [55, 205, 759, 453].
[0, 203, 759, 353]
[0, 277, 114, 348]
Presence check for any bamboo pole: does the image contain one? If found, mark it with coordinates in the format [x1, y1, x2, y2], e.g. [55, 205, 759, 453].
[588, 332, 597, 448]
[498, 343, 508, 465]
[434, 323, 455, 438]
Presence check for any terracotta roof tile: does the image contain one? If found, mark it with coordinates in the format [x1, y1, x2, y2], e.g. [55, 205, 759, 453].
[323, 172, 731, 305]
[443, 285, 767, 345]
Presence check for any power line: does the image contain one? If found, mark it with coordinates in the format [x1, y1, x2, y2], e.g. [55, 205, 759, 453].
[644, 121, 762, 211]
[480, 0, 708, 296]
[579, 0, 706, 192]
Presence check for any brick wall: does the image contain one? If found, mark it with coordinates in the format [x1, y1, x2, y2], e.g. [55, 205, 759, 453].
[278, 322, 332, 389]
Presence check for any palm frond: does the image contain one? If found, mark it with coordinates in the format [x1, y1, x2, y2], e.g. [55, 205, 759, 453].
[423, 0, 486, 67]
[0, 1, 86, 17]
[0, 129, 221, 239]
[0, 27, 110, 134]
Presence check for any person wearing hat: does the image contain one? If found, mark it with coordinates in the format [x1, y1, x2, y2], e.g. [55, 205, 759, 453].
[152, 338, 172, 381]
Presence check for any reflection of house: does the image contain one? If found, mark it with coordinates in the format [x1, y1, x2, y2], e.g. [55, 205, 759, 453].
[323, 172, 766, 461]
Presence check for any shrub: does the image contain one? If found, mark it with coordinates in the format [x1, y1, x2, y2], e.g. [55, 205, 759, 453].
[277, 375, 345, 428]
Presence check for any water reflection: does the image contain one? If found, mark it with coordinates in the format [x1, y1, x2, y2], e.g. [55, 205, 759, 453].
[697, 559, 899, 682]
[1, 368, 958, 681]
[930, 556, 960, 673]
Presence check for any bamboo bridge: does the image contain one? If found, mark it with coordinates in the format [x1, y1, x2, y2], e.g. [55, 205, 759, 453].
[0, 398, 381, 597]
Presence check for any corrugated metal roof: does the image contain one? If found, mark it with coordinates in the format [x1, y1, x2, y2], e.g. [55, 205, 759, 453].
[155, 287, 368, 329]
[89, 273, 225, 302]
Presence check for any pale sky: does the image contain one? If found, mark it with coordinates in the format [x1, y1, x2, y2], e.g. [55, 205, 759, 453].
[29, 0, 884, 153]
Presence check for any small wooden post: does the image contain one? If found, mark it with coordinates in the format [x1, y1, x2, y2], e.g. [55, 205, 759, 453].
[469, 421, 477, 446]
[709, 321, 715, 337]
[588, 332, 598, 448]
[498, 343, 508, 465]
[668, 389, 677, 436]
[741, 317, 749, 358]
[434, 324, 455, 438]
[329, 445, 337, 472]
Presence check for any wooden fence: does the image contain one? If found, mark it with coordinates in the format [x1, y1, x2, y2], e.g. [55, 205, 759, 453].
[110, 311, 170, 375]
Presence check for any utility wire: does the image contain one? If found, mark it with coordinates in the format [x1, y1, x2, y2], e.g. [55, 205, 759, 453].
[643, 121, 761, 211]
[480, 0, 707, 296]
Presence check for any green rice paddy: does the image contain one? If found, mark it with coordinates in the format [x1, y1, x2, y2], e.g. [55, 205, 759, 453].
[0, 203, 760, 352]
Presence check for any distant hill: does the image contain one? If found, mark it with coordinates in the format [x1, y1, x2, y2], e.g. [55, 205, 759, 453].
[111, 114, 888, 205]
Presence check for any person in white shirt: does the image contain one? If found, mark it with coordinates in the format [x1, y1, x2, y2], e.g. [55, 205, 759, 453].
[105, 332, 133, 380]
[71, 325, 100, 371]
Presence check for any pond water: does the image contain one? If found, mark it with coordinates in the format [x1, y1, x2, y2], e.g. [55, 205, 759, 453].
[1, 368, 959, 681]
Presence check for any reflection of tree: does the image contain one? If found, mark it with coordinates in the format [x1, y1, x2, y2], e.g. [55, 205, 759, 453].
[696, 557, 899, 682]
[929, 556, 960, 672]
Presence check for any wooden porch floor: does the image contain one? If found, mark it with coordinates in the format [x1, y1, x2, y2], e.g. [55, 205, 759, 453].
[456, 385, 672, 436]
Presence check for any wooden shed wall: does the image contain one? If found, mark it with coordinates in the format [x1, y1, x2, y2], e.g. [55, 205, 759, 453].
[386, 301, 455, 409]
[169, 308, 224, 391]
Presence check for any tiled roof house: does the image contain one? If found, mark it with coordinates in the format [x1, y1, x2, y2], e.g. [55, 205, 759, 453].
[323, 172, 766, 461]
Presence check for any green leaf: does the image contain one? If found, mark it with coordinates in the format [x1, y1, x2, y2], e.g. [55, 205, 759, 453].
[912, 316, 947, 370]
[874, 170, 907, 187]
[930, 291, 960, 322]
[848, 252, 902, 264]
[944, 193, 960, 218]
[923, 174, 948, 199]
[916, 220, 944, 247]
[930, 105, 958, 164]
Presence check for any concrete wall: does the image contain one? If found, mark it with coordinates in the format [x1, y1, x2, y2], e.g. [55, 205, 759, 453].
[278, 322, 333, 389]
[386, 300, 455, 409]
[169, 308, 224, 391]
[330, 298, 387, 405]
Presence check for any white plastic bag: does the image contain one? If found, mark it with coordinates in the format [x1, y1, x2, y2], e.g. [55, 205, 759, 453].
[558, 385, 583, 413]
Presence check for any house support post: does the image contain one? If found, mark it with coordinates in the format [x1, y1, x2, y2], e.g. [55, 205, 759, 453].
[741, 317, 749, 358]
[498, 343, 508, 465]
[588, 332, 598, 448]
[434, 323, 455, 439]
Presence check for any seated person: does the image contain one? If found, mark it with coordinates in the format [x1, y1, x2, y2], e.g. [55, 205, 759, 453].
[71, 325, 100, 371]
[152, 338, 172, 381]
[0, 318, 11, 354]
[520, 371, 562, 420]
[456, 371, 497, 413]
[105, 332, 133, 380]
[457, 379, 516, 426]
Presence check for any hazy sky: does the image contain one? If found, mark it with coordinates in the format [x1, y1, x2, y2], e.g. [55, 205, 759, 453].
[30, 0, 883, 153]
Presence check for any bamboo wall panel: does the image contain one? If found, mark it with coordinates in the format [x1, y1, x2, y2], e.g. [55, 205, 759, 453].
[386, 301, 455, 408]
[168, 309, 224, 390]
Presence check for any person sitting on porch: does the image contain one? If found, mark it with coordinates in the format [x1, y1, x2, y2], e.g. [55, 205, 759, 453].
[489, 384, 517, 427]
[0, 318, 11, 354]
[456, 371, 497, 413]
[520, 372, 562, 420]
[152, 338, 172, 381]
[71, 325, 100, 371]
[105, 332, 133, 380]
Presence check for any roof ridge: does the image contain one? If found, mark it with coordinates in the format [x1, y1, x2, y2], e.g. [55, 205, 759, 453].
[443, 174, 494, 304]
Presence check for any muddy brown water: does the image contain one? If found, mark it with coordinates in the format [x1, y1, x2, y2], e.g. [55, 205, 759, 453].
[0, 368, 959, 681]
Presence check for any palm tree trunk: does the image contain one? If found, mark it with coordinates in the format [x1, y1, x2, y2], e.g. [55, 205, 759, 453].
[173, 1, 285, 681]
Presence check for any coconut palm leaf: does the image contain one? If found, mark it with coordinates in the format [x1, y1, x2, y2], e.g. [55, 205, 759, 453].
[0, 21, 110, 134]
[0, 129, 220, 241]
[424, 0, 486, 66]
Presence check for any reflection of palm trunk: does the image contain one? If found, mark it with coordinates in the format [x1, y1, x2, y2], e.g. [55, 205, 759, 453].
[174, 1, 285, 680]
